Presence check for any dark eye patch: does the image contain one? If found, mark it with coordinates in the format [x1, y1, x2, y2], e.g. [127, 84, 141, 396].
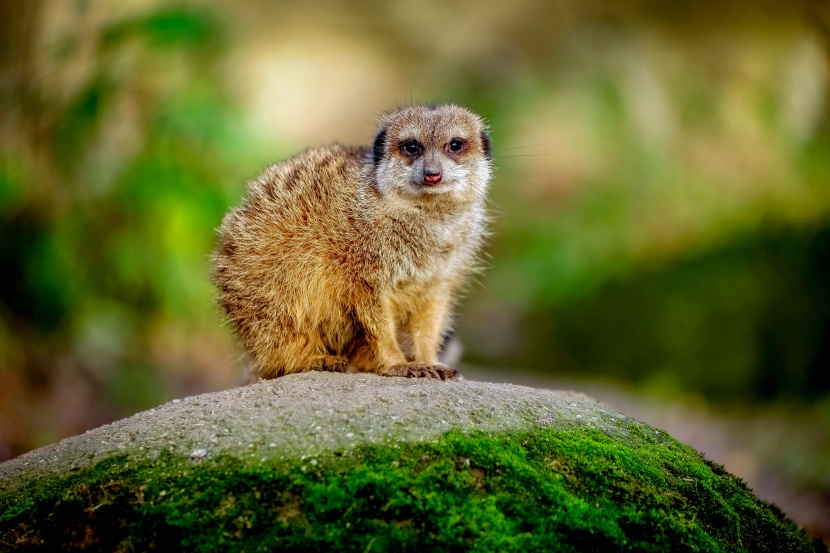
[399, 139, 423, 156]
[373, 129, 387, 165]
[480, 131, 491, 159]
[448, 138, 466, 153]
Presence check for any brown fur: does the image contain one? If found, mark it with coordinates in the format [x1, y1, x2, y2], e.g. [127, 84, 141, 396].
[212, 104, 491, 380]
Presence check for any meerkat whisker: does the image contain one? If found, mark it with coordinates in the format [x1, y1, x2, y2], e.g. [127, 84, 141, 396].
[502, 143, 545, 151]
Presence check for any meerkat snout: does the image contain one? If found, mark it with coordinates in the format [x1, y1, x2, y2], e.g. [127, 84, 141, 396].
[423, 168, 442, 185]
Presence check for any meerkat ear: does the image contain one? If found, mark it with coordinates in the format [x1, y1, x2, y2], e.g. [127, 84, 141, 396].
[373, 129, 387, 165]
[480, 131, 491, 160]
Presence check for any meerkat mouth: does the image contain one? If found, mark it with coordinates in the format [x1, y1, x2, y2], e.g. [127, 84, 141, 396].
[411, 181, 454, 195]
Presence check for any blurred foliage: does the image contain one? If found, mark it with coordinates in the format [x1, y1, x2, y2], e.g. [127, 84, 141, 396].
[0, 0, 829, 499]
[454, 3, 830, 407]
[0, 2, 259, 456]
[493, 225, 830, 400]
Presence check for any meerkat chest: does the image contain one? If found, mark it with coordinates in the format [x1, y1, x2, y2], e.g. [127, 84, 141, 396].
[388, 214, 479, 284]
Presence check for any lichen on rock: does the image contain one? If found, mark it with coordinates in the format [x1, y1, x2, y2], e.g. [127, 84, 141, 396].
[0, 372, 824, 552]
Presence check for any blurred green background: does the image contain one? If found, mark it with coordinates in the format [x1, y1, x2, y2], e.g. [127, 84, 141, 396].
[1, 0, 829, 542]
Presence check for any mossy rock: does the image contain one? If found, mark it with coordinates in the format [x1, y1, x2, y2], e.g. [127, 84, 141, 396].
[0, 372, 823, 552]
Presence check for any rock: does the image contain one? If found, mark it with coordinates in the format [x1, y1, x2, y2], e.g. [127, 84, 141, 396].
[0, 372, 823, 552]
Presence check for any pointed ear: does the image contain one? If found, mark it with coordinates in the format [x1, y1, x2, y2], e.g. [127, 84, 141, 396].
[373, 129, 387, 165]
[480, 131, 491, 160]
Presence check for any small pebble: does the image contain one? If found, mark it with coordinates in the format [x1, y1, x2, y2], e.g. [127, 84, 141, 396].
[190, 448, 207, 460]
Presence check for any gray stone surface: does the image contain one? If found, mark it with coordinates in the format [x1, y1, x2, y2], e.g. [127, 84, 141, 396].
[0, 372, 648, 496]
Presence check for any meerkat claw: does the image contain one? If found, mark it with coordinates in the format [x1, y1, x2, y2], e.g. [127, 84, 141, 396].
[387, 363, 460, 381]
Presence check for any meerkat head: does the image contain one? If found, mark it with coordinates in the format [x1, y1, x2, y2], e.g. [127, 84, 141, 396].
[370, 104, 491, 208]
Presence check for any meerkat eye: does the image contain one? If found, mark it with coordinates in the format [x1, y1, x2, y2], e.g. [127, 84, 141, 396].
[448, 138, 466, 153]
[400, 140, 423, 156]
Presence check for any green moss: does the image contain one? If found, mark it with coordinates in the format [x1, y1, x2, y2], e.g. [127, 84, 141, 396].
[1, 427, 823, 552]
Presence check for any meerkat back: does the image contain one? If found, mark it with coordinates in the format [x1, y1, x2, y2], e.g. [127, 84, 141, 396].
[212, 104, 492, 381]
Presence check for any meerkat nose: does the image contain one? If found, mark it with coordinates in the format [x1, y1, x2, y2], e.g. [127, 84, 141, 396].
[423, 169, 443, 185]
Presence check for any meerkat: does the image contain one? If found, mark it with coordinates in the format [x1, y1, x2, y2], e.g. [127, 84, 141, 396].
[212, 104, 491, 381]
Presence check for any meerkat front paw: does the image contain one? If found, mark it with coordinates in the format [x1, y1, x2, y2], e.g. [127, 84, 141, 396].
[308, 355, 349, 373]
[382, 363, 462, 381]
